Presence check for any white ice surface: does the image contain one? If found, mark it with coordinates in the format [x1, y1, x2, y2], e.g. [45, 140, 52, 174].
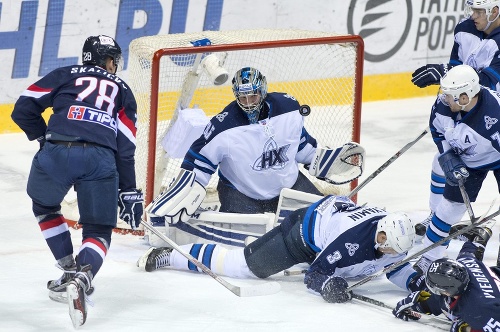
[1, 95, 498, 331]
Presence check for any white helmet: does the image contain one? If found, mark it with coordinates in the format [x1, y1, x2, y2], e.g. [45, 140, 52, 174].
[464, 0, 500, 30]
[440, 65, 480, 102]
[377, 212, 415, 254]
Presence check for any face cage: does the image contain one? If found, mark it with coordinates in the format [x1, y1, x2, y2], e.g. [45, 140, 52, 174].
[236, 93, 263, 113]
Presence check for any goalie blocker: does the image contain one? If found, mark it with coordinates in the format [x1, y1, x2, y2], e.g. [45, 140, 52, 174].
[308, 142, 365, 185]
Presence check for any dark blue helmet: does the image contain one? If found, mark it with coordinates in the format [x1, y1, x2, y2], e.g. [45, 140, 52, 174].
[82, 35, 122, 73]
[426, 258, 469, 297]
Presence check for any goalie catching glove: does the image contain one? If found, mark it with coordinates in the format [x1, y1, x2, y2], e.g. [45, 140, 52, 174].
[308, 142, 365, 185]
[146, 169, 206, 224]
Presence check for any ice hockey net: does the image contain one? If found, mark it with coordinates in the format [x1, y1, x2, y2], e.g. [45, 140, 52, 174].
[128, 29, 363, 206]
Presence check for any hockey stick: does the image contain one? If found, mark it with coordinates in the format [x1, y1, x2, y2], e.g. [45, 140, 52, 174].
[140, 220, 281, 297]
[346, 197, 500, 291]
[459, 179, 476, 221]
[351, 293, 450, 331]
[348, 127, 429, 198]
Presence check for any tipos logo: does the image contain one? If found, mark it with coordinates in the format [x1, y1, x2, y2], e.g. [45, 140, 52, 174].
[347, 0, 412, 62]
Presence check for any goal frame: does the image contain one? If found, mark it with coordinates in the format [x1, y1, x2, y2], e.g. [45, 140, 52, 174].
[144, 35, 364, 204]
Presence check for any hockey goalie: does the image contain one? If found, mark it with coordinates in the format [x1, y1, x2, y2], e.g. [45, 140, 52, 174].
[146, 67, 365, 247]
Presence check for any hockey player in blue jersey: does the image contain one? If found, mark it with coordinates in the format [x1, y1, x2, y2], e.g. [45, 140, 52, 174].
[138, 195, 423, 303]
[392, 241, 500, 331]
[413, 64, 498, 275]
[412, 0, 500, 235]
[146, 67, 365, 226]
[11, 35, 143, 328]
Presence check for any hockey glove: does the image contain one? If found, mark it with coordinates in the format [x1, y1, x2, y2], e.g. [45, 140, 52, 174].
[118, 189, 144, 230]
[392, 290, 431, 321]
[411, 64, 449, 88]
[438, 150, 469, 186]
[320, 276, 352, 303]
[450, 319, 469, 332]
[304, 270, 329, 294]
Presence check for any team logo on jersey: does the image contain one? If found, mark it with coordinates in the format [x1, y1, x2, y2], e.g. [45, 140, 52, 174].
[485, 115, 498, 130]
[252, 138, 290, 171]
[327, 251, 342, 264]
[67, 105, 117, 132]
[359, 264, 377, 276]
[345, 243, 359, 256]
[449, 139, 478, 158]
[215, 112, 228, 122]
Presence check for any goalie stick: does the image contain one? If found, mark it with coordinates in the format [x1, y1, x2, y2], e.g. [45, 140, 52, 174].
[346, 196, 500, 292]
[348, 127, 429, 198]
[140, 220, 281, 297]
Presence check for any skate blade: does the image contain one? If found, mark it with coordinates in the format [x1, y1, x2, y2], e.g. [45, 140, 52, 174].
[67, 283, 85, 329]
[136, 247, 155, 268]
[49, 290, 67, 304]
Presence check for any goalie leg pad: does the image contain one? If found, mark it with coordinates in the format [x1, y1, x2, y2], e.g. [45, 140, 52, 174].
[147, 169, 206, 224]
[244, 207, 316, 278]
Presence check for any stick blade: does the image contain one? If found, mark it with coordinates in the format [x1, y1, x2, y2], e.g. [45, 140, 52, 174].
[233, 281, 281, 297]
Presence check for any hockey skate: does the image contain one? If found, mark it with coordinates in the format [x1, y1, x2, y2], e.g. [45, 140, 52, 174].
[67, 265, 93, 329]
[137, 247, 173, 272]
[48, 264, 94, 303]
[459, 226, 493, 261]
[413, 256, 432, 276]
[415, 212, 433, 241]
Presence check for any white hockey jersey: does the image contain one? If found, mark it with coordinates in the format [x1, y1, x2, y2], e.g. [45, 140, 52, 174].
[181, 92, 318, 200]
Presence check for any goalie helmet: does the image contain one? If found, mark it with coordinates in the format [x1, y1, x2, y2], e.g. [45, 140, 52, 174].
[232, 67, 268, 124]
[377, 212, 415, 254]
[426, 258, 470, 297]
[82, 35, 123, 73]
[440, 65, 480, 101]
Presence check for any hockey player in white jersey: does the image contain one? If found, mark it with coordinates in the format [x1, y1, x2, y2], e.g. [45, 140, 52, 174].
[412, 0, 500, 235]
[138, 195, 425, 303]
[414, 64, 497, 275]
[147, 67, 365, 227]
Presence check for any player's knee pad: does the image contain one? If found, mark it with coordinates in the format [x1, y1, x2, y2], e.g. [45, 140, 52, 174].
[32, 201, 61, 218]
[244, 226, 296, 278]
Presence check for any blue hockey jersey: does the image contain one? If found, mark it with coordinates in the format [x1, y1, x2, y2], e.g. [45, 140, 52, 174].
[450, 18, 500, 90]
[430, 87, 500, 170]
[181, 92, 317, 200]
[426, 242, 500, 331]
[304, 196, 416, 291]
[11, 65, 138, 190]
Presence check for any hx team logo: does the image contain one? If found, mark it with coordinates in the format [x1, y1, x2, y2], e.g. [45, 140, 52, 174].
[347, 0, 412, 62]
[252, 138, 290, 171]
[345, 243, 360, 256]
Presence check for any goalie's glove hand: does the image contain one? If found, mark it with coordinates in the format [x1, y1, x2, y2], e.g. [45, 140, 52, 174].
[320, 276, 352, 303]
[450, 319, 469, 332]
[392, 290, 431, 321]
[438, 150, 469, 186]
[411, 64, 449, 88]
[118, 188, 144, 229]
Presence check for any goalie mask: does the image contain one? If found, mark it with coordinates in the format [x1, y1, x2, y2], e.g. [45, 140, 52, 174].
[232, 67, 268, 124]
[426, 258, 469, 297]
[377, 212, 415, 254]
[82, 35, 123, 74]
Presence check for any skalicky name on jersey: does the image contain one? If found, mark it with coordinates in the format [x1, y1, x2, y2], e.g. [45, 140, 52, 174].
[70, 66, 128, 90]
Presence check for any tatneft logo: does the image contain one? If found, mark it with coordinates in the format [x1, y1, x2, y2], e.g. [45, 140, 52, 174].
[347, 0, 412, 62]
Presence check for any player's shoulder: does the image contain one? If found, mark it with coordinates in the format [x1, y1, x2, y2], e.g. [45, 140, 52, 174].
[266, 92, 301, 117]
[454, 18, 480, 35]
[207, 101, 248, 134]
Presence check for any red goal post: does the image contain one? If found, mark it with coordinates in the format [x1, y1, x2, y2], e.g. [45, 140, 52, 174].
[128, 29, 364, 206]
